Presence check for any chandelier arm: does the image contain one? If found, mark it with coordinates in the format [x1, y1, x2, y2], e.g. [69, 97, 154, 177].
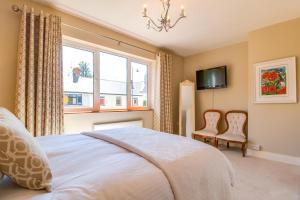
[145, 16, 162, 30]
[169, 16, 186, 29]
[148, 21, 163, 32]
[164, 2, 170, 22]
[149, 20, 163, 32]
[148, 19, 163, 31]
[151, 25, 163, 32]
[161, 0, 166, 11]
[164, 26, 169, 32]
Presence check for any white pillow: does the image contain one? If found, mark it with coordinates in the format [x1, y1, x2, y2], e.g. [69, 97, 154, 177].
[0, 108, 52, 191]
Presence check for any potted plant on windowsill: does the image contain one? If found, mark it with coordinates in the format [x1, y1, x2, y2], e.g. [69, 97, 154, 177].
[72, 67, 80, 83]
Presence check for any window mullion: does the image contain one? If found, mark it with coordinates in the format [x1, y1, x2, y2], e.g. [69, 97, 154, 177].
[127, 59, 132, 110]
[147, 63, 151, 109]
[93, 51, 100, 112]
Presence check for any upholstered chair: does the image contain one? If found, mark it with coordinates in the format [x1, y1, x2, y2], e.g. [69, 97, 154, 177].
[192, 110, 222, 145]
[216, 111, 248, 157]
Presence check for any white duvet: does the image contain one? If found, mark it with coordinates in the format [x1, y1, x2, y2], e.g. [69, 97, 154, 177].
[0, 127, 234, 200]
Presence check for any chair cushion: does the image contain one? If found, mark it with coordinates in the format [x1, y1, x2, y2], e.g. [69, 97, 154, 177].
[216, 133, 246, 142]
[226, 112, 247, 137]
[203, 111, 221, 133]
[193, 130, 217, 137]
[0, 107, 52, 191]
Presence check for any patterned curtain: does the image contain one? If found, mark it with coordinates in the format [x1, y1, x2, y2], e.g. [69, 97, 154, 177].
[15, 6, 64, 136]
[160, 52, 173, 133]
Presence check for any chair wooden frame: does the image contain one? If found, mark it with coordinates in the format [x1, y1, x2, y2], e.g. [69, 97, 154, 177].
[216, 110, 248, 157]
[192, 109, 222, 146]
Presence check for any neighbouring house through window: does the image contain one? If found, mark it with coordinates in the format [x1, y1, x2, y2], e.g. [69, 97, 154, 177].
[115, 96, 122, 106]
[132, 97, 138, 106]
[100, 96, 105, 106]
[65, 93, 83, 106]
[100, 52, 127, 110]
[131, 62, 148, 108]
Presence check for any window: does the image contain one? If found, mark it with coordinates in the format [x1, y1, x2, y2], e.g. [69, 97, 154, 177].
[131, 62, 148, 108]
[63, 46, 93, 109]
[63, 41, 150, 112]
[100, 52, 127, 110]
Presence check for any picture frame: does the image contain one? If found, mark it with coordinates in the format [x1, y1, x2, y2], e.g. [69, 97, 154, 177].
[254, 57, 297, 104]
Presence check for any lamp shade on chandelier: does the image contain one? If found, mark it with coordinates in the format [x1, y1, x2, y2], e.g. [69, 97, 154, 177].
[142, 0, 186, 32]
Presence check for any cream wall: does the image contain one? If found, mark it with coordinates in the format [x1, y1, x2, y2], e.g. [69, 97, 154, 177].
[184, 42, 248, 130]
[183, 18, 300, 158]
[0, 0, 184, 133]
[248, 18, 300, 157]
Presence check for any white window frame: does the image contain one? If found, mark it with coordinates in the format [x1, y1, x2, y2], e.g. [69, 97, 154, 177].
[129, 58, 150, 109]
[63, 39, 152, 113]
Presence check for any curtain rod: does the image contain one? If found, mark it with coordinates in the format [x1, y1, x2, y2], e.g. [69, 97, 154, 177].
[11, 4, 157, 56]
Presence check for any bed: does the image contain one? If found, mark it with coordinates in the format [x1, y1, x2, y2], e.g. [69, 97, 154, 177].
[0, 127, 234, 200]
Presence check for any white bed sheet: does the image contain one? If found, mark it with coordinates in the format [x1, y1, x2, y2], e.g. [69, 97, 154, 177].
[0, 134, 174, 200]
[83, 127, 234, 200]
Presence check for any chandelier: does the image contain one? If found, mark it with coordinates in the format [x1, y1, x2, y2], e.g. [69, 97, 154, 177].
[142, 0, 186, 32]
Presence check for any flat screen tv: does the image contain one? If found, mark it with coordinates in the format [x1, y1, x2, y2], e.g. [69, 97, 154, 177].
[196, 66, 227, 90]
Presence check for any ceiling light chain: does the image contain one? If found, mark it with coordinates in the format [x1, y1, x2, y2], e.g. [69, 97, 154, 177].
[142, 0, 186, 32]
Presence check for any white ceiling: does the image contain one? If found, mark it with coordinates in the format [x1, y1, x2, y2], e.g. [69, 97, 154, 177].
[35, 0, 300, 57]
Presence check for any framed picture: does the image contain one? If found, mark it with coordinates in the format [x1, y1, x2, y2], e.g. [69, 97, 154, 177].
[254, 57, 297, 103]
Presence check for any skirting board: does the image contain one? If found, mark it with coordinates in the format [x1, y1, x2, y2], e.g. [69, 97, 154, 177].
[247, 149, 300, 166]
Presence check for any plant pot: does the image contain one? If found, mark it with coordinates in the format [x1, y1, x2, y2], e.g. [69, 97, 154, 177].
[73, 73, 80, 83]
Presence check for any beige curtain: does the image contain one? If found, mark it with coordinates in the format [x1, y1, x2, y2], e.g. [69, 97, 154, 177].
[160, 52, 173, 133]
[15, 6, 64, 136]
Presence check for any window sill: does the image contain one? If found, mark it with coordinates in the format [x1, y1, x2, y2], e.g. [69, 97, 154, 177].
[64, 108, 153, 115]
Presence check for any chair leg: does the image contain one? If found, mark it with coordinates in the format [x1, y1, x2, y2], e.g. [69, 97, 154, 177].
[216, 139, 219, 148]
[242, 143, 246, 157]
[214, 138, 217, 147]
[227, 142, 230, 148]
[210, 138, 213, 145]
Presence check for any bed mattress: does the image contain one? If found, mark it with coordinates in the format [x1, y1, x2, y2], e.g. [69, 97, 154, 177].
[0, 134, 174, 200]
[0, 127, 234, 200]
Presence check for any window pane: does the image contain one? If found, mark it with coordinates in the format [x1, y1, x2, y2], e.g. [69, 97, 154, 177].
[100, 52, 127, 110]
[131, 62, 148, 108]
[63, 46, 94, 108]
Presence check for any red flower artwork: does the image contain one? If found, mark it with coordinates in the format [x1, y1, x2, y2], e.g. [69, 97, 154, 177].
[262, 72, 269, 80]
[268, 86, 276, 94]
[278, 87, 286, 95]
[261, 66, 286, 96]
[261, 86, 268, 94]
[268, 71, 278, 81]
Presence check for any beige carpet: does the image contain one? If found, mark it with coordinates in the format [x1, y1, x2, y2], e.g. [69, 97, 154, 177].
[222, 148, 300, 200]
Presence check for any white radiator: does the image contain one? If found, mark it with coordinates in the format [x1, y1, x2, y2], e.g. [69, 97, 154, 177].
[93, 119, 143, 131]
